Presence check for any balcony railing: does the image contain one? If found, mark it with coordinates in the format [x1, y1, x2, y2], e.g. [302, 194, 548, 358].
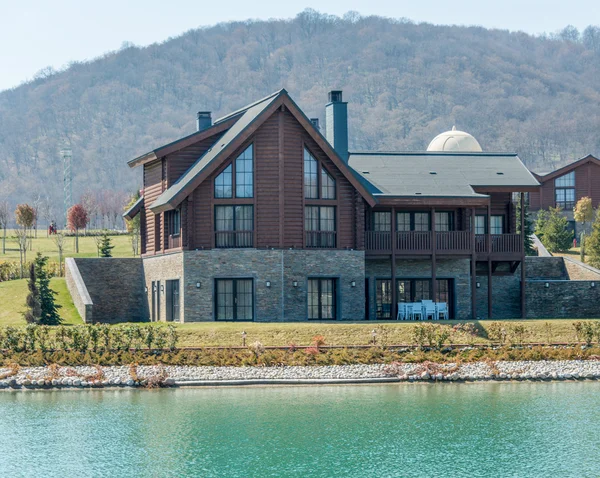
[168, 234, 181, 249]
[306, 231, 337, 248]
[365, 231, 523, 255]
[215, 231, 254, 248]
[475, 234, 523, 254]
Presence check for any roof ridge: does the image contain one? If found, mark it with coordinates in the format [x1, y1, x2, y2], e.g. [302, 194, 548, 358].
[214, 89, 287, 124]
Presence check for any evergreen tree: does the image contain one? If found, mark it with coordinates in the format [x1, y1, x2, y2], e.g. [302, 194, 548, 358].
[24, 262, 41, 324]
[516, 198, 535, 256]
[540, 207, 573, 253]
[34, 253, 62, 325]
[586, 209, 600, 268]
[100, 231, 114, 258]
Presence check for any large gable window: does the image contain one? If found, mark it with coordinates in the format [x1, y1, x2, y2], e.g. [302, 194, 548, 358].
[555, 171, 575, 209]
[304, 147, 336, 199]
[214, 145, 254, 199]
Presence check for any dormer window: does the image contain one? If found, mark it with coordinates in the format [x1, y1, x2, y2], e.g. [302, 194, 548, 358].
[555, 171, 575, 209]
[304, 147, 336, 199]
[214, 145, 253, 198]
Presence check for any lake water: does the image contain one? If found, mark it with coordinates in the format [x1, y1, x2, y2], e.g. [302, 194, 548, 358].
[1, 382, 599, 477]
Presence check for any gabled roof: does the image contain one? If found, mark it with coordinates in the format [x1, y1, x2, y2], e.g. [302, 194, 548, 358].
[123, 196, 144, 220]
[148, 89, 376, 213]
[348, 152, 540, 198]
[533, 154, 600, 182]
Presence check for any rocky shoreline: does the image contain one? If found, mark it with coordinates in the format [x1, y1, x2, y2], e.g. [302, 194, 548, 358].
[1, 360, 600, 389]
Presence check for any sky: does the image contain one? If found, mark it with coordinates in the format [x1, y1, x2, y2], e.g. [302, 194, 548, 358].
[1, 0, 598, 92]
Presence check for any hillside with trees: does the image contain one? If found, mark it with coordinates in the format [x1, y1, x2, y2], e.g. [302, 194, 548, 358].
[1, 10, 600, 218]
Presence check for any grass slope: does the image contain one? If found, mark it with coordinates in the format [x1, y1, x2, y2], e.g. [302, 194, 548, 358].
[0, 231, 133, 262]
[0, 278, 82, 326]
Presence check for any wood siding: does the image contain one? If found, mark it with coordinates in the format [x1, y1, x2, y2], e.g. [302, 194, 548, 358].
[165, 133, 223, 187]
[142, 161, 163, 254]
[530, 161, 600, 211]
[182, 107, 362, 250]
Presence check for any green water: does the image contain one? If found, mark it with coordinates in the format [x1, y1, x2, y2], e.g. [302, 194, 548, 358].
[1, 383, 599, 477]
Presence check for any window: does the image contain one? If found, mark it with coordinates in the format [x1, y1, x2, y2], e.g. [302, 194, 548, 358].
[375, 279, 392, 319]
[321, 168, 336, 199]
[304, 147, 335, 199]
[166, 279, 180, 322]
[304, 148, 318, 199]
[215, 164, 232, 198]
[215, 205, 253, 248]
[555, 171, 575, 209]
[435, 212, 452, 232]
[490, 216, 504, 235]
[373, 212, 391, 232]
[305, 206, 336, 247]
[413, 280, 431, 301]
[167, 209, 181, 236]
[396, 212, 431, 232]
[215, 279, 254, 321]
[308, 278, 337, 319]
[214, 145, 253, 198]
[235, 145, 253, 198]
[475, 215, 486, 235]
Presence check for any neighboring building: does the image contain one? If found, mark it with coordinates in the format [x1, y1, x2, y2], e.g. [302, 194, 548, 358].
[65, 89, 600, 323]
[529, 154, 600, 236]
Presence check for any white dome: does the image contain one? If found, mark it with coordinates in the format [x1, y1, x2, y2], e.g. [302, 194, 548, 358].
[427, 126, 483, 152]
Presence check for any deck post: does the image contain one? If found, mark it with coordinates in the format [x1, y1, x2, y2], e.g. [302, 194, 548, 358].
[431, 207, 437, 303]
[487, 202, 492, 319]
[520, 192, 526, 318]
[471, 208, 477, 320]
[391, 207, 397, 320]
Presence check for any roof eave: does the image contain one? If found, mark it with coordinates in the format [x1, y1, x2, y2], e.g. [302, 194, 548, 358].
[128, 152, 158, 169]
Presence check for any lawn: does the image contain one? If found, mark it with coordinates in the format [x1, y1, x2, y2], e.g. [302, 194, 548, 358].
[0, 230, 134, 262]
[0, 278, 82, 326]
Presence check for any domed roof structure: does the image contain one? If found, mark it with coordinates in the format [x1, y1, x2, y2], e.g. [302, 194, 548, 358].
[427, 126, 483, 153]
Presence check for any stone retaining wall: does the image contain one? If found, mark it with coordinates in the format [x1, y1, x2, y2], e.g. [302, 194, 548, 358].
[65, 258, 93, 323]
[72, 258, 146, 323]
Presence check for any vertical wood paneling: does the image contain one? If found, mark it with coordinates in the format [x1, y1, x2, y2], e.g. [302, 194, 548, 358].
[142, 161, 162, 254]
[165, 133, 223, 186]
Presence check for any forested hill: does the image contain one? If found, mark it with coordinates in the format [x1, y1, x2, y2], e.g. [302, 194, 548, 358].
[1, 10, 600, 210]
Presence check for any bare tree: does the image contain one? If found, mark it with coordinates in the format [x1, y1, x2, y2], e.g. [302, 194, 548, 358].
[32, 194, 43, 239]
[39, 196, 55, 237]
[52, 232, 66, 277]
[14, 227, 29, 279]
[92, 230, 103, 257]
[0, 200, 9, 254]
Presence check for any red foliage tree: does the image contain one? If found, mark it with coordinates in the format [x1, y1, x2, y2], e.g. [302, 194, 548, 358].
[67, 204, 89, 253]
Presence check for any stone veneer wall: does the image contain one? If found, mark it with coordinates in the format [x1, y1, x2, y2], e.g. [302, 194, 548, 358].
[474, 271, 521, 319]
[365, 258, 472, 320]
[526, 280, 600, 318]
[181, 249, 365, 322]
[65, 258, 93, 323]
[141, 252, 184, 322]
[71, 258, 146, 323]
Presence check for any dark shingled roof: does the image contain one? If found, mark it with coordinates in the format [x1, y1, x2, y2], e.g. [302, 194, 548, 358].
[348, 152, 540, 197]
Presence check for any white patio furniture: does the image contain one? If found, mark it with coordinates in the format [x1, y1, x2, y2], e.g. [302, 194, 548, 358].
[436, 302, 449, 320]
[397, 303, 407, 320]
[411, 303, 423, 321]
[423, 301, 436, 320]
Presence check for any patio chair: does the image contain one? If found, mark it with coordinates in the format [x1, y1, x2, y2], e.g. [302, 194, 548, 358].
[411, 303, 423, 321]
[397, 303, 406, 320]
[423, 302, 436, 320]
[436, 302, 449, 320]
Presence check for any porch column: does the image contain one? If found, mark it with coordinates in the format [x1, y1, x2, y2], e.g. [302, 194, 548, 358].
[391, 207, 397, 320]
[487, 202, 492, 319]
[431, 207, 437, 302]
[520, 192, 526, 318]
[471, 208, 477, 320]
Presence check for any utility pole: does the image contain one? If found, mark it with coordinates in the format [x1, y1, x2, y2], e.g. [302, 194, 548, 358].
[61, 145, 72, 229]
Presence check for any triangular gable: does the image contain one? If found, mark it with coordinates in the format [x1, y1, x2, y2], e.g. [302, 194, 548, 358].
[123, 196, 144, 220]
[149, 90, 376, 213]
[536, 154, 600, 183]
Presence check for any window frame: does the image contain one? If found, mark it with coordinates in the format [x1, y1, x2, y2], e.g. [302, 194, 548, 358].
[167, 208, 181, 237]
[308, 278, 337, 320]
[304, 146, 336, 200]
[214, 205, 254, 248]
[396, 211, 432, 232]
[305, 205, 336, 248]
[214, 278, 254, 321]
[554, 171, 575, 209]
[214, 144, 254, 199]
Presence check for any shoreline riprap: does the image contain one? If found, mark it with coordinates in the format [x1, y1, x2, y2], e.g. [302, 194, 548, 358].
[1, 360, 600, 389]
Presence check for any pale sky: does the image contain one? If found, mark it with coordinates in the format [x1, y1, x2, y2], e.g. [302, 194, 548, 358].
[1, 0, 598, 92]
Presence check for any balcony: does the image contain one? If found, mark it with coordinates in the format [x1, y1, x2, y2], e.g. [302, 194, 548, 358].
[215, 231, 254, 248]
[365, 231, 522, 256]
